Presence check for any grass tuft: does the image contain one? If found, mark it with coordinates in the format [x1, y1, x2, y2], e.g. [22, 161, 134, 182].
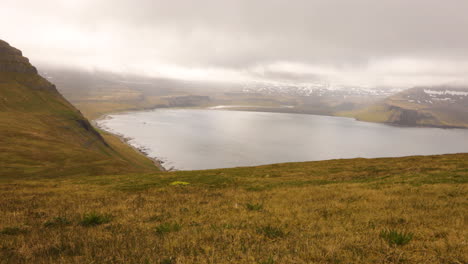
[155, 222, 182, 235]
[259, 256, 275, 264]
[147, 214, 170, 222]
[257, 225, 286, 239]
[380, 229, 414, 246]
[44, 216, 71, 228]
[246, 203, 264, 211]
[80, 212, 112, 227]
[0, 226, 27, 235]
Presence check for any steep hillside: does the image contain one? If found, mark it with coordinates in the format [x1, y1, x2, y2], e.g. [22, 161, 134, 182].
[0, 40, 157, 177]
[342, 86, 468, 128]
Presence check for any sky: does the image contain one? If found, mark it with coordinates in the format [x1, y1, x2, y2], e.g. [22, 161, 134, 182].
[2, 0, 468, 88]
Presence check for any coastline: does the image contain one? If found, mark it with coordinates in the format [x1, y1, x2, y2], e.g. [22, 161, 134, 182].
[89, 106, 468, 173]
[92, 115, 169, 172]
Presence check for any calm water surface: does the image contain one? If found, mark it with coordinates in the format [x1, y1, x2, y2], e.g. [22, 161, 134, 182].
[98, 109, 468, 170]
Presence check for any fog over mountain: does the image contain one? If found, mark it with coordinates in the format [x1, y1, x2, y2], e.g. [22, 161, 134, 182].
[2, 0, 468, 88]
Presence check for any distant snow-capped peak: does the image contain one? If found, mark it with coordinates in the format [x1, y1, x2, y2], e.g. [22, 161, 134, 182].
[241, 81, 401, 97]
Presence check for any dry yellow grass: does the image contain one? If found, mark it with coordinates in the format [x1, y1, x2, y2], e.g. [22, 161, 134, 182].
[1, 154, 467, 263]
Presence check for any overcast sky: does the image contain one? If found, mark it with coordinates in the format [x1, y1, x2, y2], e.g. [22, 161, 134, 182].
[2, 0, 468, 88]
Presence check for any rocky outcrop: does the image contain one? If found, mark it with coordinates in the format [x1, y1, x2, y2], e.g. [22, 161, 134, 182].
[387, 105, 439, 127]
[0, 40, 38, 74]
[0, 39, 56, 91]
[352, 85, 468, 128]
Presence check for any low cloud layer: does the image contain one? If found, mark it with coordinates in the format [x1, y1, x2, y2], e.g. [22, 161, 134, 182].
[2, 0, 468, 87]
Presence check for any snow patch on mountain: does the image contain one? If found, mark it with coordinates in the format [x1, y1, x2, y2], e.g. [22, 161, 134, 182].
[242, 81, 400, 97]
[424, 89, 468, 96]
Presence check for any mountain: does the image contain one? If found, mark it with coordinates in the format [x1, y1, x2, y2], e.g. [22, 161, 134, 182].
[342, 86, 468, 128]
[241, 81, 400, 98]
[0, 40, 156, 177]
[37, 66, 229, 119]
[229, 81, 393, 115]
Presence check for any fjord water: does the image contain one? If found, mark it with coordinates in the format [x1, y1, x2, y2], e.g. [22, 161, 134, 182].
[98, 109, 468, 170]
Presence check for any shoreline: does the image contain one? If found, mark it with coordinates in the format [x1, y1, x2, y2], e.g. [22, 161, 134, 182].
[89, 106, 468, 173]
[92, 116, 169, 172]
[91, 104, 467, 130]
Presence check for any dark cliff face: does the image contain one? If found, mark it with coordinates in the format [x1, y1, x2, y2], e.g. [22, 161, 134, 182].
[0, 39, 38, 74]
[0, 39, 57, 91]
[387, 105, 438, 126]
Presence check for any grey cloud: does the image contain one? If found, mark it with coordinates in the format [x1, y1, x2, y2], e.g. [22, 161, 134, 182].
[83, 0, 468, 64]
[1, 0, 468, 86]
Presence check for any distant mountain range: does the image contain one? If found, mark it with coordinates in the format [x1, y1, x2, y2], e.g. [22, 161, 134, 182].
[38, 68, 386, 118]
[35, 63, 468, 129]
[241, 81, 401, 98]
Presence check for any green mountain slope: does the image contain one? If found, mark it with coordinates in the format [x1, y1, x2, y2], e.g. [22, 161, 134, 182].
[341, 86, 468, 128]
[0, 40, 157, 177]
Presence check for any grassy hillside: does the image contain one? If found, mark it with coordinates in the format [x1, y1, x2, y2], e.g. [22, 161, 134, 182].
[340, 87, 468, 128]
[0, 154, 466, 263]
[0, 40, 157, 177]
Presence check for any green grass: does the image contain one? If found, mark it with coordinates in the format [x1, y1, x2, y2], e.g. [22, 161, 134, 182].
[246, 203, 264, 211]
[0, 227, 27, 236]
[43, 216, 71, 228]
[80, 212, 112, 227]
[257, 225, 286, 239]
[337, 104, 396, 123]
[380, 229, 414, 246]
[155, 222, 182, 235]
